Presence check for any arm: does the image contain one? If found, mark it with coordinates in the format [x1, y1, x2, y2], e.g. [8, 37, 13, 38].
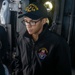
[56, 38, 72, 75]
[14, 43, 23, 75]
[0, 26, 10, 66]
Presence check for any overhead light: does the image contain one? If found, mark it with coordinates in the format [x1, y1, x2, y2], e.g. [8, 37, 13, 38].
[44, 1, 53, 12]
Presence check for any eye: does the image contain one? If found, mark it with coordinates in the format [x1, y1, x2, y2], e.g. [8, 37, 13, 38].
[30, 21, 35, 25]
[24, 20, 27, 22]
[24, 20, 29, 24]
[31, 21, 35, 23]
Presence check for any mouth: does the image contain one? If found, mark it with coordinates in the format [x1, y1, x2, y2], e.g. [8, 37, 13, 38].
[27, 29, 33, 33]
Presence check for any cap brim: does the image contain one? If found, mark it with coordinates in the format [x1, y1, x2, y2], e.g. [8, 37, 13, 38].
[18, 14, 25, 18]
[18, 12, 42, 20]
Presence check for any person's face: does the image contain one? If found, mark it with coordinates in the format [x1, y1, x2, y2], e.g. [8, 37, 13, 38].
[23, 17, 47, 35]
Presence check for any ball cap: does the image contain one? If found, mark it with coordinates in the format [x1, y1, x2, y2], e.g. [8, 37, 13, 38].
[18, 2, 48, 20]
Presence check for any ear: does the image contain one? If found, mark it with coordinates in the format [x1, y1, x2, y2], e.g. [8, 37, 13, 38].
[42, 18, 47, 25]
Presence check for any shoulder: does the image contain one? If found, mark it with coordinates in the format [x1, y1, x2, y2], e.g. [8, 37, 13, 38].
[46, 30, 68, 45]
[17, 33, 28, 45]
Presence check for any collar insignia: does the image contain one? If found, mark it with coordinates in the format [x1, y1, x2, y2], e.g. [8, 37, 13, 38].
[25, 4, 38, 12]
[38, 48, 48, 60]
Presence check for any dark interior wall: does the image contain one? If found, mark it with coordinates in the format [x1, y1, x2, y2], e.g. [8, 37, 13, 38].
[61, 0, 75, 68]
[70, 17, 75, 68]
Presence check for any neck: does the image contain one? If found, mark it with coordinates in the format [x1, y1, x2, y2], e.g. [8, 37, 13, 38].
[32, 34, 39, 41]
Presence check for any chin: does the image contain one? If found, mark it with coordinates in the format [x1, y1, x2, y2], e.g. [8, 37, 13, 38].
[28, 32, 33, 34]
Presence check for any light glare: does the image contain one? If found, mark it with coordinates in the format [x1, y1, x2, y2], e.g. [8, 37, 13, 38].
[44, 1, 53, 11]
